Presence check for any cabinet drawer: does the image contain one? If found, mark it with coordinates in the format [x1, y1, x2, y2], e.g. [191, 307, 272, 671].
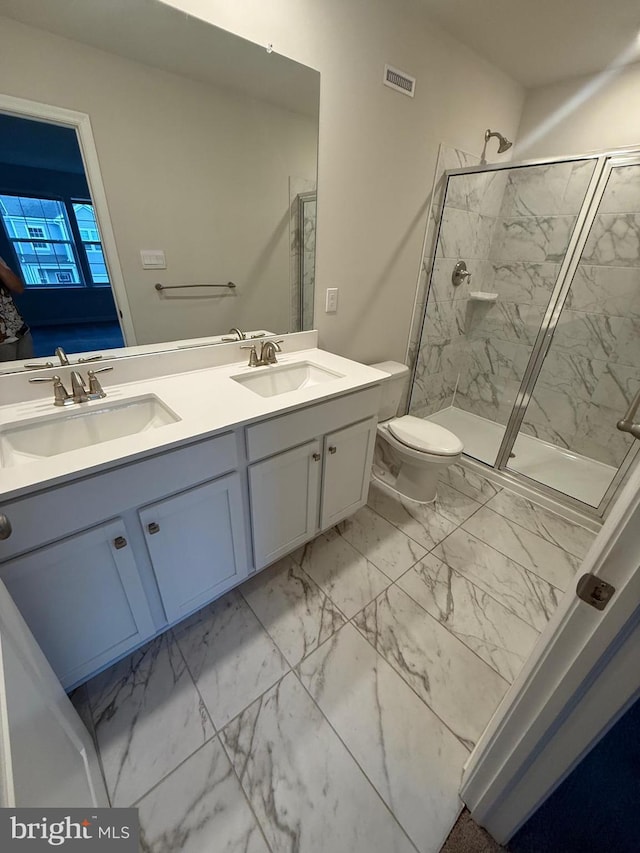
[0, 432, 238, 561]
[245, 386, 380, 462]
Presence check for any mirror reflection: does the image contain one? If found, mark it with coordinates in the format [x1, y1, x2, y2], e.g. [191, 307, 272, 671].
[0, 0, 320, 372]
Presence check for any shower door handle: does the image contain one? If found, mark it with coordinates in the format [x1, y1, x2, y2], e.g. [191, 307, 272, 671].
[616, 386, 640, 440]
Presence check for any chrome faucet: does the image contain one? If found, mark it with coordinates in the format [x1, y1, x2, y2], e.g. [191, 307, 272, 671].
[29, 366, 113, 406]
[223, 327, 246, 341]
[55, 346, 69, 366]
[260, 339, 282, 365]
[70, 371, 89, 403]
[239, 339, 283, 367]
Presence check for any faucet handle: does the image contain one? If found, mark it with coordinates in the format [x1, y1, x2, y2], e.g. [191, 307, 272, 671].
[87, 366, 113, 397]
[29, 375, 71, 406]
[240, 344, 259, 367]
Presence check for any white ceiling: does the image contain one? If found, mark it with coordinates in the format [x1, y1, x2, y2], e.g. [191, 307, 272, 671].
[0, 0, 319, 117]
[417, 0, 640, 88]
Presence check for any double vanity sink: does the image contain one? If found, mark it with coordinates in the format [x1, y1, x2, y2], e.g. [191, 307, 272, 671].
[0, 332, 385, 690]
[0, 358, 343, 468]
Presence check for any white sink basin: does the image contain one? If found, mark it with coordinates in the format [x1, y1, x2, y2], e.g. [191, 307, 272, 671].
[231, 361, 344, 397]
[0, 395, 180, 467]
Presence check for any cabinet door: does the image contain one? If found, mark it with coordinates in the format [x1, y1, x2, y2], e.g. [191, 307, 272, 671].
[140, 473, 248, 623]
[0, 520, 155, 690]
[320, 416, 377, 529]
[249, 439, 321, 570]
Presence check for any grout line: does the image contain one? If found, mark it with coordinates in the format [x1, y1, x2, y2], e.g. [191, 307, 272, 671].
[460, 506, 574, 591]
[292, 668, 423, 853]
[346, 602, 476, 754]
[128, 731, 219, 810]
[392, 562, 535, 684]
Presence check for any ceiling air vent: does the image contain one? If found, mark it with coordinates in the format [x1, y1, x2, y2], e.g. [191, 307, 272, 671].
[383, 64, 416, 97]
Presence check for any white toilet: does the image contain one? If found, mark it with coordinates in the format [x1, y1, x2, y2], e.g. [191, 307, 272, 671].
[371, 361, 464, 503]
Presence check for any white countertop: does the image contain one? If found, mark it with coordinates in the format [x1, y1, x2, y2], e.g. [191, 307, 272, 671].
[0, 341, 386, 502]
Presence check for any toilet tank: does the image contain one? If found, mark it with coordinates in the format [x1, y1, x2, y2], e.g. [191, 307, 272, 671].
[370, 361, 410, 421]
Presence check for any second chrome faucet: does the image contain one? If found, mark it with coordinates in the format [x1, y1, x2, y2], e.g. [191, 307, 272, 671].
[240, 339, 283, 367]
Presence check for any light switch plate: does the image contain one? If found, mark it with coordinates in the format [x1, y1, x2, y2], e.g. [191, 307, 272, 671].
[325, 287, 338, 313]
[140, 249, 166, 269]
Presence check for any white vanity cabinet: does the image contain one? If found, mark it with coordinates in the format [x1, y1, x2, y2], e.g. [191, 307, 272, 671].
[139, 473, 248, 623]
[247, 387, 379, 570]
[0, 519, 155, 689]
[0, 433, 246, 688]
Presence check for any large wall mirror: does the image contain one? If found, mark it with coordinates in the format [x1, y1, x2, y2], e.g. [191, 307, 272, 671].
[0, 0, 319, 373]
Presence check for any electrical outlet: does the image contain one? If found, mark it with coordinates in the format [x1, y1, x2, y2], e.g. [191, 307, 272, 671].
[325, 287, 338, 313]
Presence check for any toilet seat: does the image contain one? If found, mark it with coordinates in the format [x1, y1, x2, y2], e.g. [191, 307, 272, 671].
[387, 416, 463, 457]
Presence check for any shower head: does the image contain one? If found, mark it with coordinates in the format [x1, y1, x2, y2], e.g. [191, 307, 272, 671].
[485, 129, 512, 154]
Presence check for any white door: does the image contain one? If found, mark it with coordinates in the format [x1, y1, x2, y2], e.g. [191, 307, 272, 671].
[0, 577, 108, 807]
[320, 417, 377, 529]
[461, 457, 640, 843]
[249, 439, 321, 570]
[140, 474, 249, 623]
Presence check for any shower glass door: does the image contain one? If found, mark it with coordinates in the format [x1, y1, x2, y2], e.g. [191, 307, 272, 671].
[506, 156, 640, 508]
[413, 157, 597, 467]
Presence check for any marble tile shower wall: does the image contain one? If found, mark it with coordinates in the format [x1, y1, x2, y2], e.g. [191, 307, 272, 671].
[407, 146, 483, 418]
[521, 164, 640, 467]
[454, 160, 595, 426]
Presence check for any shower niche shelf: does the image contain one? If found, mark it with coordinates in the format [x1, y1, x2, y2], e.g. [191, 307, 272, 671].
[469, 291, 498, 302]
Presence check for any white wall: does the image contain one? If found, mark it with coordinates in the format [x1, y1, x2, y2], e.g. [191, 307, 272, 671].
[157, 0, 524, 362]
[0, 16, 317, 344]
[516, 62, 640, 159]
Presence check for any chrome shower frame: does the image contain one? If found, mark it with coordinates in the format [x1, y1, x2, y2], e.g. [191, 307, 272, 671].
[409, 145, 640, 520]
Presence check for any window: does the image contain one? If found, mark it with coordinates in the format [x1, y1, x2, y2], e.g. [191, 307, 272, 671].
[0, 194, 109, 288]
[27, 225, 47, 249]
[72, 202, 110, 285]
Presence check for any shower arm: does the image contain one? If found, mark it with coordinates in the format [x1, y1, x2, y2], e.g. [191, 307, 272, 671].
[616, 386, 640, 440]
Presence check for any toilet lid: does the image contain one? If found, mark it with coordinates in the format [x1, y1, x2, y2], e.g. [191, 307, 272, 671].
[388, 416, 464, 456]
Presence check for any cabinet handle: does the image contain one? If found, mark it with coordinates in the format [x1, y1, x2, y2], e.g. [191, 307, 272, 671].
[0, 514, 12, 540]
[328, 445, 337, 454]
[113, 535, 127, 549]
[147, 522, 160, 534]
[312, 452, 321, 462]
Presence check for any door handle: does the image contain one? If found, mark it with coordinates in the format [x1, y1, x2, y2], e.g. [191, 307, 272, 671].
[328, 445, 337, 454]
[0, 514, 12, 540]
[113, 535, 127, 549]
[147, 522, 160, 534]
[617, 385, 640, 440]
[312, 452, 321, 462]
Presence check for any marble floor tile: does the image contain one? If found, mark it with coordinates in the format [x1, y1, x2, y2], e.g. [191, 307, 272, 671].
[431, 482, 484, 524]
[439, 464, 501, 504]
[241, 556, 345, 667]
[463, 506, 581, 591]
[485, 490, 597, 559]
[299, 624, 469, 853]
[336, 505, 428, 580]
[433, 529, 562, 632]
[173, 590, 289, 730]
[87, 633, 214, 807]
[367, 480, 459, 551]
[221, 671, 415, 853]
[138, 737, 268, 853]
[294, 527, 391, 618]
[398, 554, 540, 683]
[354, 586, 509, 749]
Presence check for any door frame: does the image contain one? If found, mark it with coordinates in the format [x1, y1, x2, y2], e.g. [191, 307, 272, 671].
[460, 456, 640, 843]
[0, 92, 136, 345]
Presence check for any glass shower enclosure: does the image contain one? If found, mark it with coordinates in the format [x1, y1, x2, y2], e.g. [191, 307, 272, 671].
[408, 151, 640, 515]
